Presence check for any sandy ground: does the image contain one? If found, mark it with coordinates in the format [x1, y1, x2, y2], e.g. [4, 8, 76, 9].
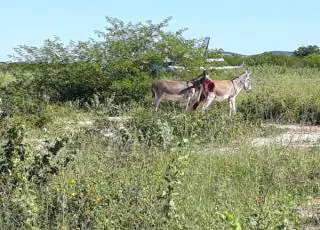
[251, 124, 320, 148]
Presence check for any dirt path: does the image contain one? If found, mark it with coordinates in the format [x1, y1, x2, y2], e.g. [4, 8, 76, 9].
[251, 124, 320, 148]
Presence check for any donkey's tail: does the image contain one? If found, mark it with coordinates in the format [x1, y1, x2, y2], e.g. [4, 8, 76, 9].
[151, 88, 156, 99]
[151, 87, 158, 106]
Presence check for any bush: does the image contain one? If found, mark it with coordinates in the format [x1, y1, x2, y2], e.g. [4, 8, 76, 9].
[303, 54, 320, 67]
[223, 53, 320, 68]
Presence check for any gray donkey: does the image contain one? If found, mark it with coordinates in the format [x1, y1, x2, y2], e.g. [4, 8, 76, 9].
[151, 70, 211, 111]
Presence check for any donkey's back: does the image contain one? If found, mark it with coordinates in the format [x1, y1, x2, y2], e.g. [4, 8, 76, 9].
[152, 79, 195, 111]
[152, 79, 188, 95]
[208, 80, 234, 101]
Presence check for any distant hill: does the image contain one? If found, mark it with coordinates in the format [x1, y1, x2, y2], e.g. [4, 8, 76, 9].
[220, 51, 246, 57]
[220, 50, 294, 57]
[266, 51, 294, 55]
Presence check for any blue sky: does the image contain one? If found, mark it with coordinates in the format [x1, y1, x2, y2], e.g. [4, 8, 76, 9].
[1, 0, 319, 61]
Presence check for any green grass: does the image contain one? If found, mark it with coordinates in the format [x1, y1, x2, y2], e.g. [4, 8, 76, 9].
[179, 146, 319, 229]
[1, 65, 320, 229]
[12, 133, 316, 229]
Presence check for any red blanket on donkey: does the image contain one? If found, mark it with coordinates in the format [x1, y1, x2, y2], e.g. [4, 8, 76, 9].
[192, 79, 215, 110]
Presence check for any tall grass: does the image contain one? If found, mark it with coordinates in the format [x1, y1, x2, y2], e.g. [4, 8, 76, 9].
[0, 65, 320, 229]
[237, 65, 320, 124]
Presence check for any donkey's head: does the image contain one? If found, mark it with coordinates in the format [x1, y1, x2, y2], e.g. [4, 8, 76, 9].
[242, 69, 252, 91]
[203, 69, 210, 80]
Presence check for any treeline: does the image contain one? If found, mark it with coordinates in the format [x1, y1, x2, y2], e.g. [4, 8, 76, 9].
[222, 44, 320, 68]
[1, 17, 210, 114]
[224, 52, 320, 68]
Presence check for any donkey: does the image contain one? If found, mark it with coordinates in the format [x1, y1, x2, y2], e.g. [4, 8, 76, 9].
[193, 70, 252, 116]
[151, 70, 211, 111]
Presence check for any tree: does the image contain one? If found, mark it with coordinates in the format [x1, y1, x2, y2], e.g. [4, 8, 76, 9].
[9, 16, 205, 75]
[6, 16, 209, 104]
[294, 45, 320, 57]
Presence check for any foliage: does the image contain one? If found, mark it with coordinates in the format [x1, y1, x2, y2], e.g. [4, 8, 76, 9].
[222, 52, 320, 68]
[245, 53, 300, 66]
[294, 45, 320, 57]
[1, 115, 318, 228]
[0, 124, 74, 228]
[303, 53, 320, 67]
[1, 15, 320, 229]
[237, 65, 320, 124]
[6, 17, 208, 105]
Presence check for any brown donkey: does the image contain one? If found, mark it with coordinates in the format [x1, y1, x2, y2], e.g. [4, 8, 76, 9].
[193, 70, 252, 115]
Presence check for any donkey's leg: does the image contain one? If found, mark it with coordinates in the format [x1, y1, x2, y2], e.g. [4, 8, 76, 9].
[186, 88, 196, 111]
[155, 94, 164, 112]
[202, 93, 215, 112]
[232, 100, 237, 114]
[197, 86, 203, 102]
[228, 97, 236, 116]
[152, 89, 163, 112]
[155, 96, 162, 112]
[152, 89, 156, 104]
[192, 86, 203, 109]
